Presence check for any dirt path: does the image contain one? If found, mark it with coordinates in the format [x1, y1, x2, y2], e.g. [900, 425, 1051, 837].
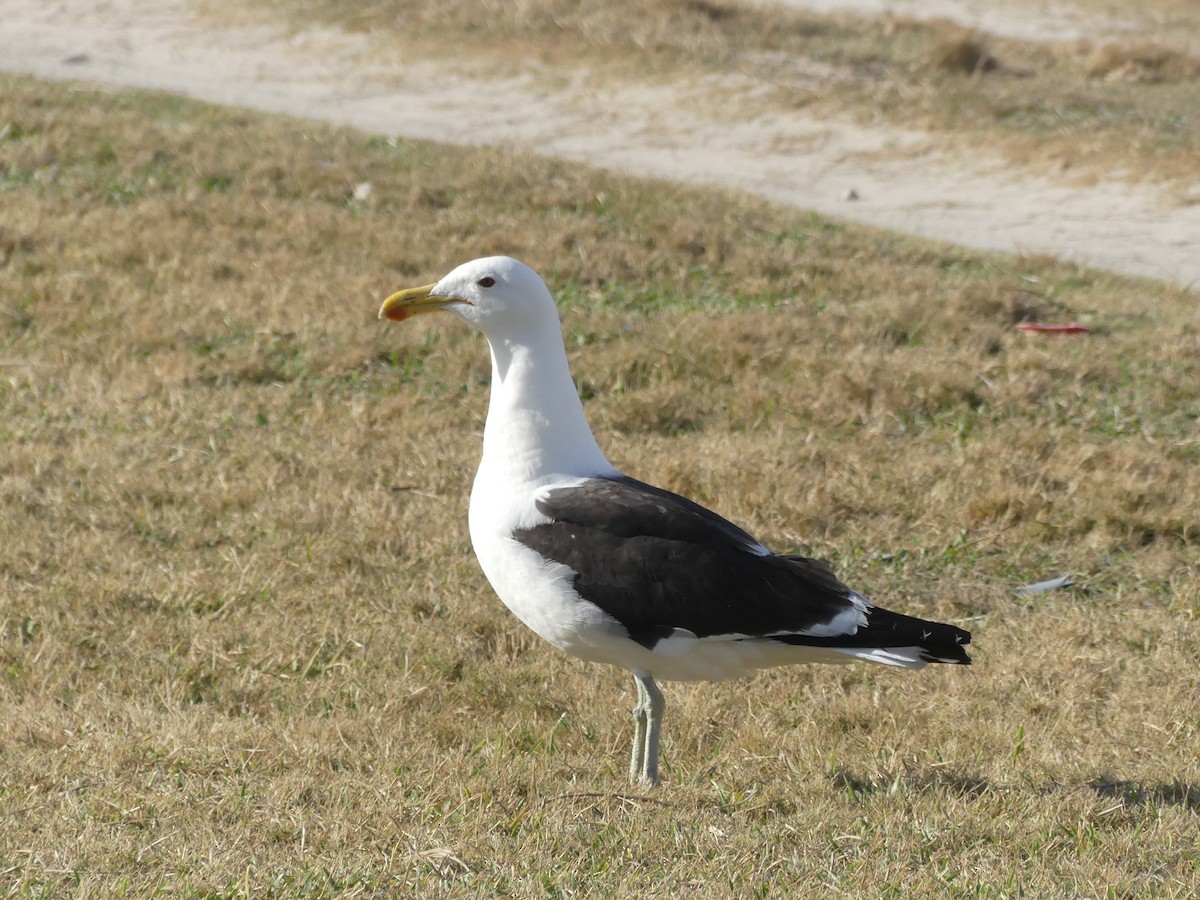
[3, 0, 1197, 289]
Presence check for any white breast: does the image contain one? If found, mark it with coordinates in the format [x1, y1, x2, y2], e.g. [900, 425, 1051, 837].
[467, 475, 623, 660]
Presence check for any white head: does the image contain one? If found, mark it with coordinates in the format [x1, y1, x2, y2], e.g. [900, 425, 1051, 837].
[378, 256, 560, 341]
[378, 256, 615, 478]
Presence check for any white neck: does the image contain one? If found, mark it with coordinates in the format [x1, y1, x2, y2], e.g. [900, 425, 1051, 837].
[478, 319, 613, 485]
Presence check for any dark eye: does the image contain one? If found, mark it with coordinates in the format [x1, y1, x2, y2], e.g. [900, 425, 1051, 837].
[477, 276, 496, 288]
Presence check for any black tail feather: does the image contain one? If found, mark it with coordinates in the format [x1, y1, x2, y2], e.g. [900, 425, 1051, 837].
[773, 606, 972, 665]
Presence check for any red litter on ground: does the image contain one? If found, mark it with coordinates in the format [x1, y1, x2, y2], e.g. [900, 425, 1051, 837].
[1015, 322, 1091, 335]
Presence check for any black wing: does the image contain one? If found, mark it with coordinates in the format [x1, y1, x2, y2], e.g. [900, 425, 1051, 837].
[517, 477, 856, 644]
[535, 475, 770, 555]
[514, 476, 970, 663]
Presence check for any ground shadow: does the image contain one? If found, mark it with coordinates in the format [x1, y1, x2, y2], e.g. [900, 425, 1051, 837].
[829, 768, 1200, 812]
[831, 767, 992, 799]
[1091, 775, 1200, 812]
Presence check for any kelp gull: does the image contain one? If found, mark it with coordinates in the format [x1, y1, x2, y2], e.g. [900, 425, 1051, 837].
[378, 256, 971, 786]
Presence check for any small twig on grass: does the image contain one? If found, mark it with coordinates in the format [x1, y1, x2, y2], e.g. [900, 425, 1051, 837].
[136, 830, 178, 862]
[540, 790, 672, 808]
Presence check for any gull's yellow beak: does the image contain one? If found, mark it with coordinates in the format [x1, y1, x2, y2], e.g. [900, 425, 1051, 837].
[377, 282, 455, 322]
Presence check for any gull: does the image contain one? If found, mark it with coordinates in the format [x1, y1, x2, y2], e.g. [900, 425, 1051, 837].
[378, 256, 971, 786]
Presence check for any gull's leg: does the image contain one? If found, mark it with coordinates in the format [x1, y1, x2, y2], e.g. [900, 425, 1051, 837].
[635, 674, 665, 787]
[629, 675, 649, 783]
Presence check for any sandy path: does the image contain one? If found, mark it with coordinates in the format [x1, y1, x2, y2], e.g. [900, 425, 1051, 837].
[2, 0, 1197, 289]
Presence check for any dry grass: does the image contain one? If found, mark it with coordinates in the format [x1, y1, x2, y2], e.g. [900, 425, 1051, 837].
[2, 75, 1199, 896]
[1084, 41, 1200, 83]
[240, 0, 1200, 185]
